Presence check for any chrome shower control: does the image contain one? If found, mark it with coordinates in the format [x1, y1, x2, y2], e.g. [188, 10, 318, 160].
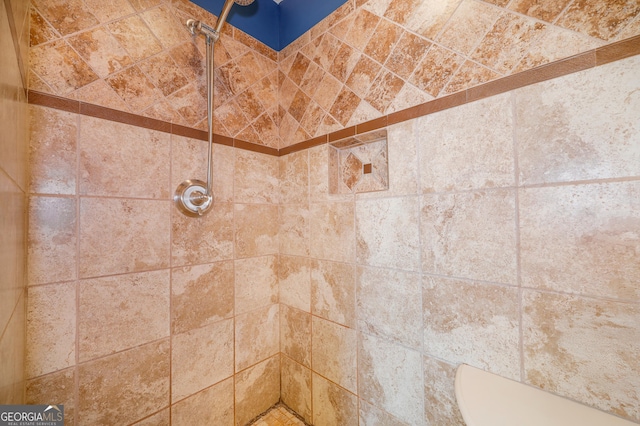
[174, 179, 213, 217]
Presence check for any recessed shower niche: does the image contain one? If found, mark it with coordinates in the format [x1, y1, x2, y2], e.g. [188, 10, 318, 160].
[329, 129, 389, 194]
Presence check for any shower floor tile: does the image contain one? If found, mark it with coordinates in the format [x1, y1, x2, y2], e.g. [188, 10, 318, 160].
[248, 404, 309, 426]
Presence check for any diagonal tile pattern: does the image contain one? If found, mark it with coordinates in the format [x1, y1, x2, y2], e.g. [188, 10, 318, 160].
[28, 0, 640, 150]
[276, 0, 637, 147]
[29, 0, 280, 147]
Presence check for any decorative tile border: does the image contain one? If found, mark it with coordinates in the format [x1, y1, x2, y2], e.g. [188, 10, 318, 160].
[27, 34, 640, 158]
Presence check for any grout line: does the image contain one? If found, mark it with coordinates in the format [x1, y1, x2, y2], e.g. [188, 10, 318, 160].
[511, 90, 525, 384]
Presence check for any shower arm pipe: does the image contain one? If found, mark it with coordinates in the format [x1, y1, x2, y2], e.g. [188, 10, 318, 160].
[184, 18, 218, 204]
[205, 34, 214, 202]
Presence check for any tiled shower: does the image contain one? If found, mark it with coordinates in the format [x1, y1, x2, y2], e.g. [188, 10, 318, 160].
[1, 0, 639, 424]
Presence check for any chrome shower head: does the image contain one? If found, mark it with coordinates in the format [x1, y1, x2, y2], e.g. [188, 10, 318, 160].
[212, 0, 255, 36]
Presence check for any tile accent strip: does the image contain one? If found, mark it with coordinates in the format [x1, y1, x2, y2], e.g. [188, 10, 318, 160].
[27, 35, 640, 158]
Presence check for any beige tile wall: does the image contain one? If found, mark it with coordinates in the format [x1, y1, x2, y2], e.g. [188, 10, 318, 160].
[23, 0, 640, 424]
[26, 107, 281, 425]
[0, 0, 29, 405]
[279, 53, 640, 425]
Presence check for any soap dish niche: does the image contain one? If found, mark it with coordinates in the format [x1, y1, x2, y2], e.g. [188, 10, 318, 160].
[329, 129, 389, 194]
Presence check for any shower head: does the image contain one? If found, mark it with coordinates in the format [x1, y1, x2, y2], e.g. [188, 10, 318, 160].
[213, 0, 255, 36]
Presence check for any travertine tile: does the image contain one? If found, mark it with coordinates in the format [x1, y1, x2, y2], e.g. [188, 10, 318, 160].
[346, 55, 382, 98]
[312, 373, 358, 426]
[438, 0, 501, 56]
[235, 149, 280, 204]
[172, 319, 234, 401]
[133, 409, 169, 425]
[420, 190, 517, 284]
[281, 355, 312, 423]
[0, 177, 23, 328]
[83, 0, 133, 22]
[411, 44, 465, 97]
[235, 356, 280, 426]
[365, 70, 405, 114]
[139, 53, 190, 98]
[280, 150, 309, 204]
[105, 65, 161, 112]
[67, 27, 133, 79]
[108, 15, 163, 62]
[79, 198, 170, 277]
[345, 8, 380, 51]
[280, 305, 311, 367]
[423, 276, 520, 379]
[555, 0, 640, 40]
[423, 357, 466, 426]
[235, 304, 279, 372]
[520, 182, 640, 300]
[278, 255, 311, 312]
[358, 333, 424, 425]
[172, 202, 234, 266]
[309, 201, 355, 263]
[235, 204, 279, 258]
[30, 39, 99, 94]
[78, 271, 169, 362]
[171, 136, 234, 204]
[471, 13, 547, 74]
[0, 291, 25, 405]
[171, 261, 234, 334]
[385, 30, 431, 80]
[443, 60, 500, 94]
[287, 90, 311, 123]
[29, 106, 77, 195]
[329, 87, 361, 127]
[79, 116, 170, 198]
[28, 196, 77, 285]
[357, 266, 422, 349]
[72, 79, 131, 111]
[26, 368, 76, 426]
[509, 0, 572, 22]
[171, 378, 233, 426]
[523, 290, 640, 422]
[235, 255, 278, 314]
[312, 317, 357, 393]
[311, 73, 343, 113]
[311, 259, 356, 328]
[515, 55, 640, 185]
[356, 196, 420, 271]
[31, 0, 99, 36]
[417, 92, 514, 192]
[78, 339, 170, 425]
[359, 399, 408, 426]
[279, 204, 310, 257]
[29, 7, 59, 47]
[386, 0, 460, 40]
[514, 26, 603, 72]
[140, 5, 186, 49]
[364, 19, 402, 65]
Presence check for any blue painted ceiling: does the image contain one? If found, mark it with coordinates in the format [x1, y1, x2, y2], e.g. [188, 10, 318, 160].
[189, 0, 348, 51]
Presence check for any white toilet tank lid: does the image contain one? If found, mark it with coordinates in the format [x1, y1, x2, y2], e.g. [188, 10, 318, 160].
[454, 364, 637, 426]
